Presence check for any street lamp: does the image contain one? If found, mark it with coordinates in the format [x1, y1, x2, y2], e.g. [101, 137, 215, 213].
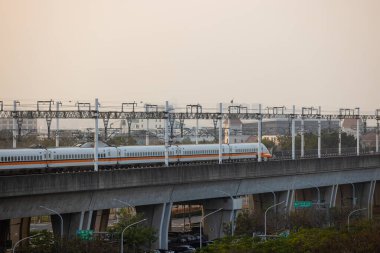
[40, 206, 63, 239]
[305, 183, 321, 207]
[113, 198, 136, 217]
[12, 233, 42, 253]
[264, 201, 285, 240]
[200, 208, 223, 249]
[215, 190, 235, 236]
[120, 218, 147, 253]
[347, 208, 367, 231]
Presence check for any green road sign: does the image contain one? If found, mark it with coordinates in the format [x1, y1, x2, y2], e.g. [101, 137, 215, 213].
[294, 201, 312, 208]
[77, 229, 93, 240]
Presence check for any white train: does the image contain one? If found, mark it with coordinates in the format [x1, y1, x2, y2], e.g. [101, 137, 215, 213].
[0, 143, 271, 172]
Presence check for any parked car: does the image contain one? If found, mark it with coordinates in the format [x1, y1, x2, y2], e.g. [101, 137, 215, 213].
[171, 245, 196, 253]
[153, 249, 175, 253]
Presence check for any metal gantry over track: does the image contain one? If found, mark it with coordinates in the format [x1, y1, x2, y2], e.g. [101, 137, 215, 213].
[1, 100, 379, 120]
[1, 99, 380, 167]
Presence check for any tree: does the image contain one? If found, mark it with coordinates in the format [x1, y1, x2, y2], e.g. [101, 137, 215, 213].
[107, 209, 156, 253]
[262, 138, 276, 153]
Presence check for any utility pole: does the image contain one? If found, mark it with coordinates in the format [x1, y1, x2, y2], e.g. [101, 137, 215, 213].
[55, 101, 62, 147]
[258, 104, 262, 162]
[318, 106, 321, 158]
[12, 101, 21, 148]
[164, 101, 169, 167]
[145, 104, 158, 146]
[219, 103, 223, 164]
[94, 98, 99, 172]
[291, 105, 295, 160]
[186, 104, 202, 144]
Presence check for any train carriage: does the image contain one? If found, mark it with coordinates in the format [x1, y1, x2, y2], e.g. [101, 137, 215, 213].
[117, 145, 169, 165]
[0, 142, 271, 173]
[0, 149, 47, 170]
[47, 147, 118, 168]
[178, 144, 229, 162]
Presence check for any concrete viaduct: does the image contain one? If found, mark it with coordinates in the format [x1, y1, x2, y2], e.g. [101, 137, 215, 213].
[1, 154, 380, 251]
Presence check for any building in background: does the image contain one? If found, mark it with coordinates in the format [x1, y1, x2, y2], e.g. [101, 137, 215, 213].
[0, 118, 37, 134]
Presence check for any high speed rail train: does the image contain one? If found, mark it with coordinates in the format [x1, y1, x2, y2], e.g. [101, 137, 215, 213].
[0, 143, 271, 173]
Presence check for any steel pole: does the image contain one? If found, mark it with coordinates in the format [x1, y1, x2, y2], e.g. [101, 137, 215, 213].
[339, 119, 342, 155]
[200, 208, 223, 249]
[347, 208, 366, 231]
[121, 219, 147, 253]
[318, 119, 321, 158]
[264, 201, 285, 240]
[164, 101, 169, 167]
[196, 116, 199, 145]
[357, 116, 360, 156]
[40, 206, 63, 239]
[219, 103, 223, 164]
[376, 121, 379, 153]
[12, 233, 42, 253]
[13, 100, 17, 148]
[94, 98, 99, 172]
[55, 102, 60, 147]
[301, 118, 304, 158]
[291, 105, 295, 160]
[146, 118, 149, 145]
[258, 104, 262, 162]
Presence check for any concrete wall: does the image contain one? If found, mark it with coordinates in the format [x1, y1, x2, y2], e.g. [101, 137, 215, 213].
[1, 155, 380, 220]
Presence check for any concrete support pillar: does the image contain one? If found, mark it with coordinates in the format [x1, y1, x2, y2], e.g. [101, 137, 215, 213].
[0, 219, 10, 253]
[278, 189, 295, 214]
[373, 182, 380, 217]
[251, 193, 277, 214]
[335, 184, 356, 208]
[136, 202, 172, 250]
[324, 185, 339, 208]
[202, 198, 242, 240]
[51, 211, 97, 239]
[94, 209, 110, 232]
[52, 212, 78, 238]
[10, 218, 30, 248]
[359, 181, 376, 219]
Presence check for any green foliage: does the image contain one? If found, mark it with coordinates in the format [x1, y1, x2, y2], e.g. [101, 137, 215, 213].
[276, 131, 357, 151]
[288, 208, 328, 231]
[107, 210, 157, 253]
[198, 220, 380, 253]
[234, 210, 262, 236]
[181, 137, 193, 144]
[262, 138, 276, 152]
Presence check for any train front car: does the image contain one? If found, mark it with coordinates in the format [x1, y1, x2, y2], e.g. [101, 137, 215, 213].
[0, 148, 47, 174]
[260, 143, 272, 160]
[228, 143, 272, 161]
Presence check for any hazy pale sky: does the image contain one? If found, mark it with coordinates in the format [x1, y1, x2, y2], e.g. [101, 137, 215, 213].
[0, 0, 379, 111]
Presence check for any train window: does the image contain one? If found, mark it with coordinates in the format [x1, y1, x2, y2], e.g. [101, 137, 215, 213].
[1, 157, 3, 162]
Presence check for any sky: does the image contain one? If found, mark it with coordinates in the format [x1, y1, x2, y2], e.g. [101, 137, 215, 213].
[0, 0, 379, 113]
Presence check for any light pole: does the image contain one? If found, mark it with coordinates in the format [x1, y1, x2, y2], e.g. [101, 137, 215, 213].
[347, 208, 367, 231]
[305, 183, 321, 207]
[200, 208, 223, 249]
[215, 190, 235, 236]
[120, 218, 147, 253]
[264, 201, 285, 240]
[113, 198, 136, 216]
[40, 206, 63, 239]
[12, 233, 42, 253]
